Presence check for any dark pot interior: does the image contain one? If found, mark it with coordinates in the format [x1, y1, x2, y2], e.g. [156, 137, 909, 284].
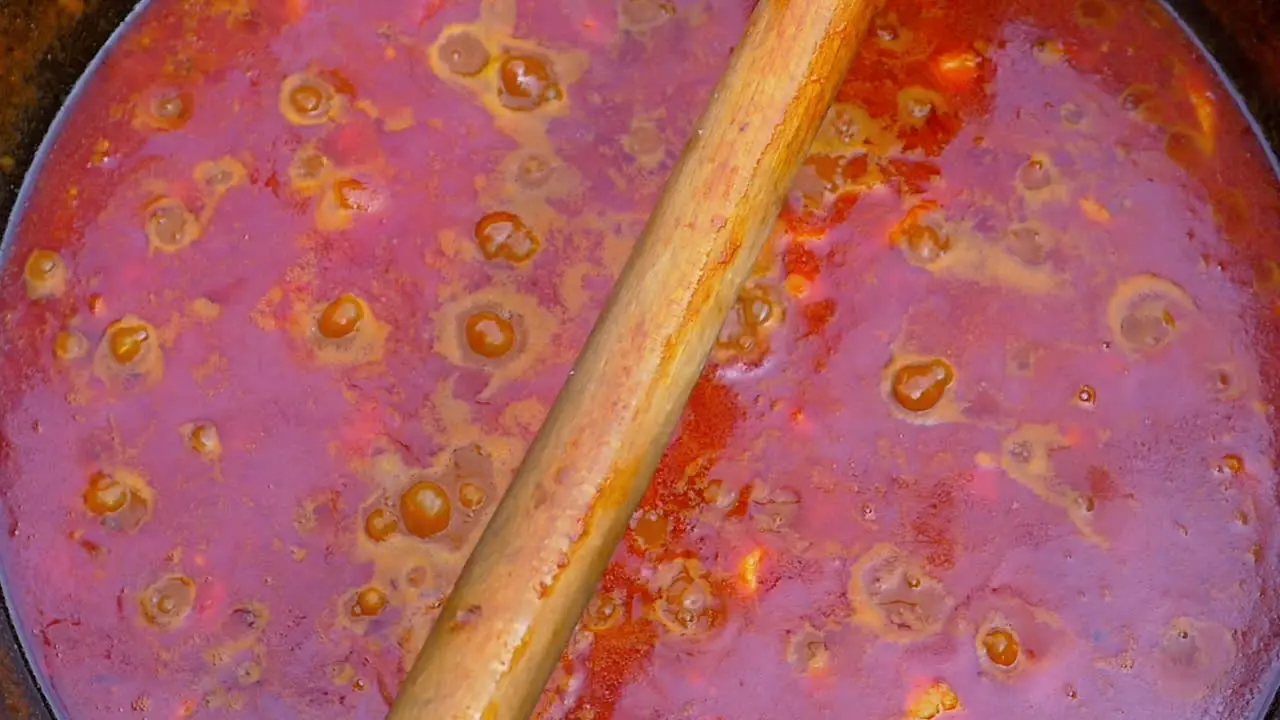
[1, 0, 1279, 717]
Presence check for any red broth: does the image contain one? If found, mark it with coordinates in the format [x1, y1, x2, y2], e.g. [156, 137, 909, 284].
[2, 0, 1280, 718]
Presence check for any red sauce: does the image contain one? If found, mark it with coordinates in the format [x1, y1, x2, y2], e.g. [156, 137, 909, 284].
[1, 0, 1279, 718]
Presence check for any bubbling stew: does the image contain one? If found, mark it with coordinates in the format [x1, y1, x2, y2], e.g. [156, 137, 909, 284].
[2, 0, 1280, 718]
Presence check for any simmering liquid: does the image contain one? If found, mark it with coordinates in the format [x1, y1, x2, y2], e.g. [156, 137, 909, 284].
[1, 0, 1279, 718]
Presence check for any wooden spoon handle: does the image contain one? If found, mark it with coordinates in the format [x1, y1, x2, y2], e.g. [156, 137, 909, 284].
[389, 1, 876, 717]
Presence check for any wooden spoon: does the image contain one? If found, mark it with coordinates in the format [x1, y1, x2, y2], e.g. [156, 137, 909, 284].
[389, 1, 878, 717]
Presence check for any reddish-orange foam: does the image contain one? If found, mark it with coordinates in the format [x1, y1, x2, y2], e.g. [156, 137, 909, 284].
[2, 0, 1280, 718]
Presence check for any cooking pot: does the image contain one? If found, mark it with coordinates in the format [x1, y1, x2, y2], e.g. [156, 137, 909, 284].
[0, 0, 1278, 717]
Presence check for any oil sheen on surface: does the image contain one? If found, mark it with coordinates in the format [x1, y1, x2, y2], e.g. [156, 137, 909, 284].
[1, 0, 1279, 718]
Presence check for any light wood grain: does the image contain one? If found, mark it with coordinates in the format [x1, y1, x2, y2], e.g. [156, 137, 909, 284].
[388, 1, 878, 717]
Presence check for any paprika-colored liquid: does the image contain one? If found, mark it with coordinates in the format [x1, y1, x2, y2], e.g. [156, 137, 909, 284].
[2, 0, 1279, 718]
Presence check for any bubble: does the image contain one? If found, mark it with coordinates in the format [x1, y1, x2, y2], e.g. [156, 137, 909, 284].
[513, 154, 554, 190]
[317, 294, 366, 340]
[302, 294, 387, 367]
[83, 472, 129, 515]
[714, 284, 783, 366]
[291, 85, 323, 115]
[1017, 157, 1054, 192]
[1060, 103, 1086, 126]
[54, 331, 89, 361]
[81, 468, 153, 532]
[624, 122, 664, 160]
[464, 311, 516, 359]
[136, 87, 193, 132]
[140, 575, 196, 629]
[897, 87, 945, 128]
[820, 103, 871, 147]
[193, 156, 247, 196]
[785, 628, 830, 675]
[365, 508, 399, 541]
[313, 173, 384, 232]
[891, 204, 952, 268]
[288, 146, 331, 194]
[25, 250, 59, 280]
[1207, 363, 1248, 401]
[583, 590, 625, 632]
[23, 249, 67, 300]
[982, 627, 1021, 667]
[108, 324, 152, 365]
[902, 224, 951, 265]
[332, 177, 376, 213]
[1076, 385, 1097, 407]
[474, 211, 540, 264]
[748, 486, 801, 533]
[905, 682, 961, 719]
[279, 73, 338, 125]
[1122, 313, 1171, 350]
[652, 558, 723, 637]
[457, 482, 487, 511]
[905, 96, 933, 120]
[351, 587, 388, 618]
[1006, 224, 1049, 265]
[1154, 617, 1235, 700]
[404, 565, 431, 588]
[229, 604, 264, 630]
[438, 32, 490, 77]
[432, 289, 553, 395]
[187, 423, 222, 458]
[849, 544, 953, 641]
[1217, 455, 1245, 476]
[890, 359, 955, 413]
[400, 482, 451, 538]
[1106, 275, 1197, 356]
[498, 54, 561, 112]
[144, 197, 201, 253]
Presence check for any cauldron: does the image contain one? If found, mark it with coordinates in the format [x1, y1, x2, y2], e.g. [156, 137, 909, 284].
[1, 0, 1278, 717]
